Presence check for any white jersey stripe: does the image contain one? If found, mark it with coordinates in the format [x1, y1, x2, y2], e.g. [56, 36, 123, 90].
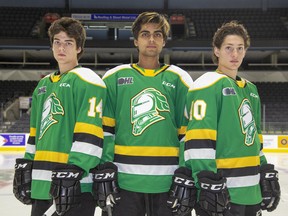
[32, 169, 52, 181]
[32, 169, 93, 183]
[226, 174, 260, 188]
[115, 162, 178, 175]
[25, 144, 36, 154]
[80, 173, 93, 184]
[71, 141, 102, 158]
[184, 148, 216, 160]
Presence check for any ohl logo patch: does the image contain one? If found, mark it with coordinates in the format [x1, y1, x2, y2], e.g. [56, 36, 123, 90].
[118, 77, 133, 85]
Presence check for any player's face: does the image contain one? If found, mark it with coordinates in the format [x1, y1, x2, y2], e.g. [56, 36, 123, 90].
[214, 35, 246, 74]
[134, 23, 165, 59]
[52, 31, 81, 66]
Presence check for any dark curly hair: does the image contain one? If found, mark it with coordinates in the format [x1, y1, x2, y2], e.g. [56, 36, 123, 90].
[48, 17, 86, 60]
[212, 20, 250, 64]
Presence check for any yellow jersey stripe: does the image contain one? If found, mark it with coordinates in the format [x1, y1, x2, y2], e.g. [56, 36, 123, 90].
[30, 127, 36, 136]
[216, 156, 260, 169]
[115, 145, 179, 157]
[34, 151, 68, 163]
[186, 129, 217, 141]
[178, 126, 186, 135]
[74, 122, 103, 139]
[258, 134, 263, 143]
[103, 116, 116, 127]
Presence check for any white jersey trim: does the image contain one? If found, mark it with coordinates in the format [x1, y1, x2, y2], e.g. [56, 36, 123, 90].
[226, 174, 260, 188]
[32, 169, 52, 181]
[191, 72, 226, 91]
[71, 141, 102, 158]
[184, 148, 216, 160]
[25, 144, 36, 154]
[103, 64, 131, 79]
[167, 65, 193, 87]
[32, 169, 93, 183]
[80, 173, 93, 183]
[71, 67, 106, 88]
[115, 162, 178, 176]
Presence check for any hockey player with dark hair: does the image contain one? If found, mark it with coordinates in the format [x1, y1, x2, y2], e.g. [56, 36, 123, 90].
[96, 11, 195, 216]
[183, 21, 281, 216]
[13, 17, 106, 216]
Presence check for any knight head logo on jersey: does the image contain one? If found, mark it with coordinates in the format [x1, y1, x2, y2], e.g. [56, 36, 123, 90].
[131, 88, 169, 136]
[39, 93, 64, 139]
[238, 99, 256, 146]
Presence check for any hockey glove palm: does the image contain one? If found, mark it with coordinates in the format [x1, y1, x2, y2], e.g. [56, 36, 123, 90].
[260, 164, 281, 212]
[92, 162, 120, 212]
[167, 167, 197, 216]
[49, 164, 83, 216]
[13, 158, 33, 205]
[197, 171, 231, 216]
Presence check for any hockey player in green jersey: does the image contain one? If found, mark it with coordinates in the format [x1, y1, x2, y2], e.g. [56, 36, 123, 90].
[13, 17, 106, 216]
[183, 21, 281, 216]
[96, 12, 194, 216]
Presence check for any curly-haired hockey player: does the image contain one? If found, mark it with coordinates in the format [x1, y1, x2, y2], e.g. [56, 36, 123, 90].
[13, 17, 106, 216]
[183, 21, 281, 216]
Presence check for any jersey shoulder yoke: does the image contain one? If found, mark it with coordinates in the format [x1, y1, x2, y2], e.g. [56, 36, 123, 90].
[103, 64, 131, 79]
[192, 72, 226, 90]
[71, 67, 106, 88]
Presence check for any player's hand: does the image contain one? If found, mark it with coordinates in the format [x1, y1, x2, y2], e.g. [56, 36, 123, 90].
[13, 158, 33, 205]
[197, 170, 231, 216]
[260, 164, 281, 212]
[167, 167, 197, 216]
[92, 162, 121, 212]
[49, 164, 83, 215]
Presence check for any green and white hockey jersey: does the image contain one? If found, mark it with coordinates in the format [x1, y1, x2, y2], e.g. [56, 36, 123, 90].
[185, 71, 267, 205]
[102, 63, 193, 193]
[24, 66, 106, 199]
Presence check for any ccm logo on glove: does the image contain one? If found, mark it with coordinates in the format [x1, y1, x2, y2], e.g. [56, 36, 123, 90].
[51, 171, 81, 179]
[15, 163, 30, 169]
[94, 171, 115, 180]
[200, 182, 227, 191]
[265, 172, 278, 179]
[174, 176, 194, 186]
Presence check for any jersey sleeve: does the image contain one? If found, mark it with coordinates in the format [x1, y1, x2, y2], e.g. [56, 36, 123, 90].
[184, 81, 219, 186]
[24, 85, 39, 161]
[101, 72, 117, 163]
[176, 71, 194, 140]
[254, 87, 267, 165]
[68, 73, 106, 176]
[175, 71, 193, 166]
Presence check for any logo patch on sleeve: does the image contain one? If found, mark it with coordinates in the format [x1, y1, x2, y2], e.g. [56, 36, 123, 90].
[118, 77, 134, 85]
[222, 87, 236, 96]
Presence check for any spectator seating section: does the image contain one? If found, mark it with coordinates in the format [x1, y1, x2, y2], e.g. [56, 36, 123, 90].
[6, 112, 30, 133]
[0, 7, 287, 39]
[0, 80, 37, 104]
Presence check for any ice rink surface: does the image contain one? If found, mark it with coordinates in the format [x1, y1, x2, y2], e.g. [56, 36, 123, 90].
[1, 152, 287, 216]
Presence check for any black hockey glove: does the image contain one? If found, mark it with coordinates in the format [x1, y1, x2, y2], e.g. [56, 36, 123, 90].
[167, 167, 197, 216]
[92, 162, 120, 213]
[49, 164, 84, 216]
[197, 171, 231, 216]
[260, 163, 281, 212]
[13, 158, 33, 205]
